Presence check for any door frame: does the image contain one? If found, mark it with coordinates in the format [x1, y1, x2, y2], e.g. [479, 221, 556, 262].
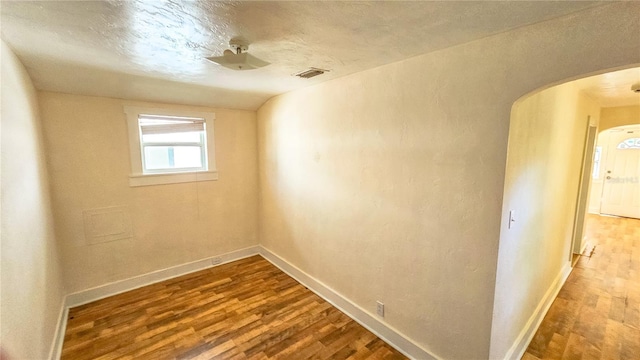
[570, 122, 598, 258]
[571, 123, 640, 261]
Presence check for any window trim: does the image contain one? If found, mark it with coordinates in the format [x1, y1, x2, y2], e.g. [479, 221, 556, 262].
[124, 106, 218, 187]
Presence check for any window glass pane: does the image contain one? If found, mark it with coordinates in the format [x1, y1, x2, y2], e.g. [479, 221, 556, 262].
[144, 147, 171, 170]
[174, 147, 203, 168]
[143, 146, 203, 170]
[617, 138, 640, 149]
[142, 131, 202, 143]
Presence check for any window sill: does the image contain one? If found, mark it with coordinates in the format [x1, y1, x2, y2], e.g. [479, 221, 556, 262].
[129, 170, 218, 187]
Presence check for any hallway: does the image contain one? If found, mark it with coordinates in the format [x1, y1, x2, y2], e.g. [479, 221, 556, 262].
[523, 214, 640, 359]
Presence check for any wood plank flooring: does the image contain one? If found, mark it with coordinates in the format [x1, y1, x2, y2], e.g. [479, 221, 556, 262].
[61, 256, 407, 360]
[523, 214, 640, 360]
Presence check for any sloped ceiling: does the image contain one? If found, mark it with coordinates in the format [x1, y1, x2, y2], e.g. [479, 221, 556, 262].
[1, 1, 607, 110]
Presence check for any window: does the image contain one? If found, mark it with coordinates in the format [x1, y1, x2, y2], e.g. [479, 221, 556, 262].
[616, 138, 640, 149]
[139, 115, 206, 173]
[124, 107, 217, 187]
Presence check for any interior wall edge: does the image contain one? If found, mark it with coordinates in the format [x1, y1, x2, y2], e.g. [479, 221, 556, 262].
[258, 246, 439, 360]
[501, 263, 572, 360]
[1, 40, 66, 360]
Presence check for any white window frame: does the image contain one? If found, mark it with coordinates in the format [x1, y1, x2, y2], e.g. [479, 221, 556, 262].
[124, 106, 218, 187]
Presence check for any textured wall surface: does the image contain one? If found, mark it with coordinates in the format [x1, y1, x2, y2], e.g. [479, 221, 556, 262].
[38, 92, 259, 293]
[1, 41, 65, 360]
[257, 4, 640, 359]
[492, 83, 600, 358]
[600, 105, 640, 131]
[2, 2, 639, 359]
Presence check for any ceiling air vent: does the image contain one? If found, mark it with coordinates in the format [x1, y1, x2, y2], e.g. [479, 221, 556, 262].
[294, 67, 329, 79]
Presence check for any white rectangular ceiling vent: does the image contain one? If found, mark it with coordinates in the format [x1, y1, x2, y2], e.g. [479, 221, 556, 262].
[294, 67, 329, 79]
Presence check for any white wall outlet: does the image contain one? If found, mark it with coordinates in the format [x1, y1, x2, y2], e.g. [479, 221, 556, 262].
[211, 257, 222, 265]
[376, 301, 384, 317]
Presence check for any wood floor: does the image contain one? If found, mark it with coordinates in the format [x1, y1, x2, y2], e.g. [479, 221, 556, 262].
[523, 214, 640, 360]
[61, 256, 407, 360]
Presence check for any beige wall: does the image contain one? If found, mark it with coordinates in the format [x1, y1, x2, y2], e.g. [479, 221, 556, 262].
[600, 105, 640, 131]
[38, 92, 258, 293]
[491, 84, 600, 358]
[1, 42, 65, 359]
[257, 4, 639, 359]
[1, 3, 638, 359]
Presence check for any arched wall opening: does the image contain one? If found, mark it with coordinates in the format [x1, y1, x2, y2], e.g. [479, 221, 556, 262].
[257, 4, 640, 359]
[240, 2, 640, 358]
[491, 65, 639, 359]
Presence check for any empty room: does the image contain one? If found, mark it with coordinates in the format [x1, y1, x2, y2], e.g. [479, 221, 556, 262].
[1, 1, 639, 360]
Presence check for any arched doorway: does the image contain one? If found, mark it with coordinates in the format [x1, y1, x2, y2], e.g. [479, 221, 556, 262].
[493, 65, 640, 359]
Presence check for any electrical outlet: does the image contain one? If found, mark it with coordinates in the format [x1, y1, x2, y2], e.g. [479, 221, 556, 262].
[211, 257, 222, 265]
[376, 301, 384, 317]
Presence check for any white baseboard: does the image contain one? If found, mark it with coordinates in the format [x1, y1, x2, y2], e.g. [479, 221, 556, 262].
[52, 245, 434, 360]
[258, 246, 438, 360]
[65, 246, 260, 308]
[48, 298, 68, 360]
[502, 262, 573, 360]
[51, 246, 259, 359]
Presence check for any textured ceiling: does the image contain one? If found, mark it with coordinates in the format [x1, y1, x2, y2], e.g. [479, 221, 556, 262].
[575, 67, 640, 108]
[1, 1, 608, 110]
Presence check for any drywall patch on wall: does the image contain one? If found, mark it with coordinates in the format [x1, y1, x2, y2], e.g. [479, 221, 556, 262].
[83, 206, 132, 245]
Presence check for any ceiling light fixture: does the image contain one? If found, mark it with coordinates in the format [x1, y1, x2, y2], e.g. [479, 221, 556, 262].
[206, 38, 269, 71]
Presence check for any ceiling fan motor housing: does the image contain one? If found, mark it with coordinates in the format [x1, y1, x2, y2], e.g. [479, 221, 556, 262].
[229, 39, 249, 54]
[206, 38, 270, 70]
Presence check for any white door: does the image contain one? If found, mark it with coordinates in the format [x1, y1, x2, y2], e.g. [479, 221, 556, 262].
[600, 128, 640, 219]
